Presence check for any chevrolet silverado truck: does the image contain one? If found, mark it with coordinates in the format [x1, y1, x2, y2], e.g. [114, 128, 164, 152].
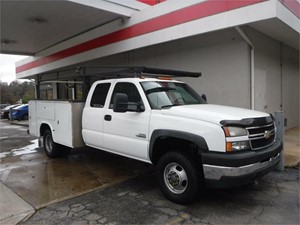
[29, 67, 282, 204]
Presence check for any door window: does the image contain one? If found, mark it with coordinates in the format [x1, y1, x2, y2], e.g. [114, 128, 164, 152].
[90, 83, 111, 108]
[110, 82, 144, 111]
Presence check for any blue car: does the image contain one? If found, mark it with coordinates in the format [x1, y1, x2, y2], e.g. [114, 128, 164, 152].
[11, 104, 29, 120]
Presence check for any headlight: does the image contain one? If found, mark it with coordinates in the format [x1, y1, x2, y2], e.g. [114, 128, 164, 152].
[223, 126, 250, 152]
[223, 127, 247, 137]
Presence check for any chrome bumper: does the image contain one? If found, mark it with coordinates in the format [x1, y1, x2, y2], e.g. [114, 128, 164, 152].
[203, 153, 281, 180]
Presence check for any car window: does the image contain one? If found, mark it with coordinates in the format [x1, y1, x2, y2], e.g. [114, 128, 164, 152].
[109, 82, 144, 111]
[141, 81, 206, 109]
[90, 83, 111, 108]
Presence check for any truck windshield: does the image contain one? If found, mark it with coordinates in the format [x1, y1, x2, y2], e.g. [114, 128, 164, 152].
[141, 81, 206, 109]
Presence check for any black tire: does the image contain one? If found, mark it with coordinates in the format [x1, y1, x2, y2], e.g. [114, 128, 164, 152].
[43, 129, 70, 158]
[157, 151, 203, 204]
[22, 114, 28, 120]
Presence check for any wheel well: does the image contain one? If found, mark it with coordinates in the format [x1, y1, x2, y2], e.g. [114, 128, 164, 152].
[151, 137, 201, 165]
[40, 124, 50, 136]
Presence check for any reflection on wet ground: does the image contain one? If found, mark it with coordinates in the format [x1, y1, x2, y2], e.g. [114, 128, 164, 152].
[0, 139, 38, 158]
[0, 122, 153, 209]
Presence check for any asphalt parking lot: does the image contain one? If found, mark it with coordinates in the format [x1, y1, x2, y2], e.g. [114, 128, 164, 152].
[1, 121, 299, 225]
[21, 168, 300, 225]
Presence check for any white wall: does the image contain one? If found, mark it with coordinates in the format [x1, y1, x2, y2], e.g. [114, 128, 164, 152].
[90, 27, 299, 128]
[92, 28, 251, 109]
[245, 27, 299, 129]
[245, 27, 281, 113]
[282, 45, 300, 128]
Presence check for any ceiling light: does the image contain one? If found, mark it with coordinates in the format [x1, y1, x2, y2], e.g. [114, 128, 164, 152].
[28, 17, 47, 24]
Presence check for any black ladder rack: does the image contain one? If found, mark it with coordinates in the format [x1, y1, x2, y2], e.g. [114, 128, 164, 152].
[76, 66, 201, 78]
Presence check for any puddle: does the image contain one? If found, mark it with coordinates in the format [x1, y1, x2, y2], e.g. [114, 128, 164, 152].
[0, 136, 9, 140]
[0, 148, 152, 208]
[0, 139, 38, 159]
[0, 152, 9, 159]
[0, 125, 26, 130]
[12, 139, 38, 156]
[11, 139, 38, 156]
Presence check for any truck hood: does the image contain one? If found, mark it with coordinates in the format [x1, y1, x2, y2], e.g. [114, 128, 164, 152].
[161, 104, 269, 125]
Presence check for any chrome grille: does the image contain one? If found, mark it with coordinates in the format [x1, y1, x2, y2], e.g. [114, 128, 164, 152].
[246, 123, 276, 150]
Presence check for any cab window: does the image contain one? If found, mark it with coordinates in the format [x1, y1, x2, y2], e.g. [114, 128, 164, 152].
[110, 82, 144, 111]
[90, 83, 111, 108]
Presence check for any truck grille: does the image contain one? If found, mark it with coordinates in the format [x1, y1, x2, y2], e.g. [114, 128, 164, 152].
[246, 123, 275, 150]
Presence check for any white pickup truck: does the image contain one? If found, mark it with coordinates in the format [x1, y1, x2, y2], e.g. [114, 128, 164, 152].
[29, 67, 282, 204]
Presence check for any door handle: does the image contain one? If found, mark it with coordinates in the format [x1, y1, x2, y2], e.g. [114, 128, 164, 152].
[104, 115, 112, 121]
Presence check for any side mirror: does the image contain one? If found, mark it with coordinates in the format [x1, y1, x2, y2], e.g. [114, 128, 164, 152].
[201, 94, 207, 102]
[136, 103, 145, 112]
[113, 93, 128, 113]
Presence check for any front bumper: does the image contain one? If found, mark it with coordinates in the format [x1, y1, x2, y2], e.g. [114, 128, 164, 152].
[201, 140, 282, 188]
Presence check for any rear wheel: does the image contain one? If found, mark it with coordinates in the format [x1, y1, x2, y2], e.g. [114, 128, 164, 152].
[157, 151, 203, 204]
[43, 129, 70, 158]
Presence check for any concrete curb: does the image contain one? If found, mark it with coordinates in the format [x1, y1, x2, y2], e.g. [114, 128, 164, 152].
[0, 182, 35, 225]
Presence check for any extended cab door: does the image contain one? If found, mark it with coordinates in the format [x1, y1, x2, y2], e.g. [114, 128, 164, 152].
[82, 82, 111, 149]
[103, 81, 151, 162]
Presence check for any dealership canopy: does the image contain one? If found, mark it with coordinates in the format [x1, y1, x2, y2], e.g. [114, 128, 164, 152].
[0, 0, 299, 79]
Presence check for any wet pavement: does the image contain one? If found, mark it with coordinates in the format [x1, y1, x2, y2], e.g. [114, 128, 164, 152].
[0, 120, 152, 223]
[22, 168, 299, 225]
[1, 120, 299, 224]
[1, 147, 151, 209]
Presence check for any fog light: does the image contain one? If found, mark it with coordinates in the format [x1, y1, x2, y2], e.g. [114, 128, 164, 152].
[226, 141, 250, 152]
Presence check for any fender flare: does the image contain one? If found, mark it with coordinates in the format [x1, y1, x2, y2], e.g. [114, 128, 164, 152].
[149, 129, 209, 162]
[39, 122, 54, 136]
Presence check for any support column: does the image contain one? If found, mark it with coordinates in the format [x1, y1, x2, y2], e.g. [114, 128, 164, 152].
[275, 111, 285, 171]
[35, 75, 41, 99]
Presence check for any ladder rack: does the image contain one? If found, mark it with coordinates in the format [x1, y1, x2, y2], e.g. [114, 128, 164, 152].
[77, 66, 201, 78]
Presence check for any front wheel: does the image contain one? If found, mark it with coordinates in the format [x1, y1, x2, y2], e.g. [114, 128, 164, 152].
[43, 129, 70, 158]
[157, 151, 202, 204]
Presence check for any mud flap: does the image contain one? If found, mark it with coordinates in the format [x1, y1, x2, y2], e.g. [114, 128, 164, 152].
[38, 136, 43, 147]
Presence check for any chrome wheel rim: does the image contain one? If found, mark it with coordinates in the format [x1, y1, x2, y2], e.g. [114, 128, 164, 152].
[164, 162, 188, 194]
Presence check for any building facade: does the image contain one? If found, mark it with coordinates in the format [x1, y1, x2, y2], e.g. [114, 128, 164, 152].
[15, 0, 300, 129]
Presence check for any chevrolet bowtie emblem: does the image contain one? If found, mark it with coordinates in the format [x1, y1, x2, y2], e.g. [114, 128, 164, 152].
[264, 130, 271, 139]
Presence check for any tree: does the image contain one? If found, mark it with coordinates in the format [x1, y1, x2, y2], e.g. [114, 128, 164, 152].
[0, 80, 35, 104]
[0, 82, 14, 104]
